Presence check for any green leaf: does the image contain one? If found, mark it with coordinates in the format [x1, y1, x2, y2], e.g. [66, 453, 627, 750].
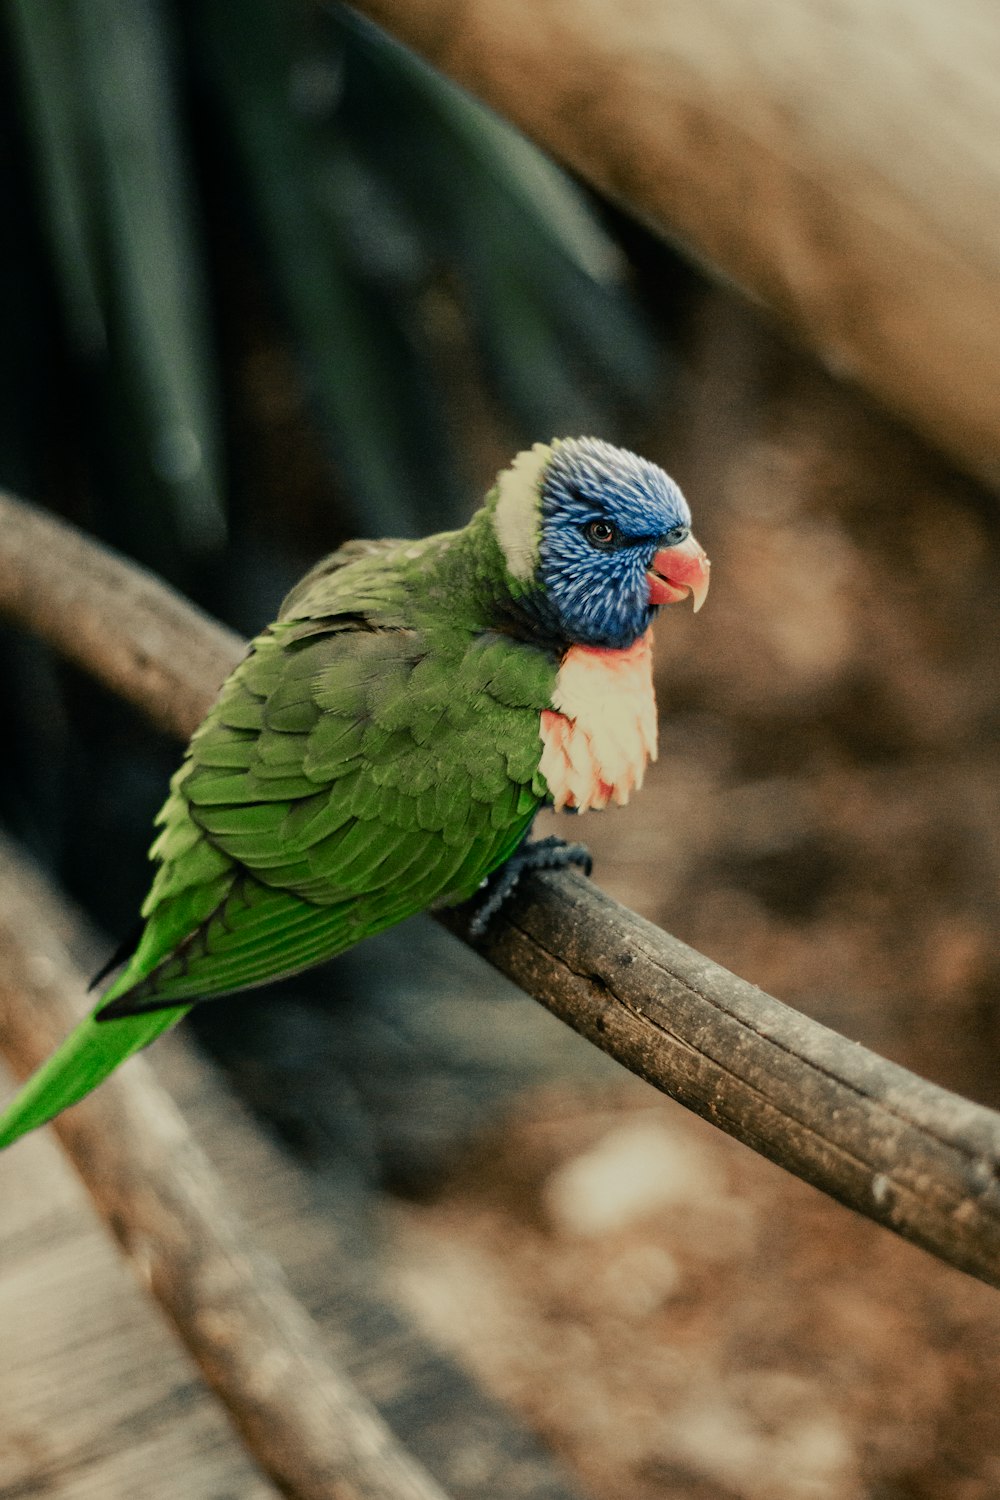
[197, 0, 463, 535]
[8, 0, 225, 552]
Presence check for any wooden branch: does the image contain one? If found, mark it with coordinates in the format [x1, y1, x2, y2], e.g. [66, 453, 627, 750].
[443, 886, 1000, 1286]
[0, 840, 452, 1500]
[0, 494, 241, 738]
[348, 0, 1000, 491]
[3, 488, 1000, 1292]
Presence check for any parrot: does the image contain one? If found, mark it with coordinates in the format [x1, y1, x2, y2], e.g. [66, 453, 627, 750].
[0, 436, 709, 1148]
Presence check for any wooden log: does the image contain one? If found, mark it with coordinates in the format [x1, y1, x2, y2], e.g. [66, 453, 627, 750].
[0, 1123, 276, 1498]
[0, 844, 452, 1500]
[347, 0, 1000, 490]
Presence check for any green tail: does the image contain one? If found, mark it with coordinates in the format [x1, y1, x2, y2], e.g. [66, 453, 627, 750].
[0, 1004, 189, 1148]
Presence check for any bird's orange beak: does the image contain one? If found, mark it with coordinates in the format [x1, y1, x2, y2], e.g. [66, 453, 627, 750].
[647, 534, 710, 612]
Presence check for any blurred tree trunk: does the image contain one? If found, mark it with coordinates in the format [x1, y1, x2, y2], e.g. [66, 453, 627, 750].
[349, 0, 1000, 490]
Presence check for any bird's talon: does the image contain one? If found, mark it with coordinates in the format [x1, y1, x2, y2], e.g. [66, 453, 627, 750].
[469, 834, 594, 937]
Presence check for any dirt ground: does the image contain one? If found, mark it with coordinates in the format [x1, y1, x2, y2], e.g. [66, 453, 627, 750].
[383, 289, 1000, 1500]
[389, 1086, 1000, 1500]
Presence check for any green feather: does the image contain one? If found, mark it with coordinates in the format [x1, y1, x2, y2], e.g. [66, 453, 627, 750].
[185, 768, 258, 806]
[216, 684, 266, 732]
[190, 725, 258, 769]
[303, 717, 367, 778]
[283, 789, 356, 851]
[0, 1009, 188, 1148]
[256, 728, 309, 768]
[197, 801, 292, 836]
[263, 695, 319, 734]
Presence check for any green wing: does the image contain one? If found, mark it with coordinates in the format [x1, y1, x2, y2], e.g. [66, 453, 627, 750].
[0, 552, 556, 1146]
[102, 617, 554, 1012]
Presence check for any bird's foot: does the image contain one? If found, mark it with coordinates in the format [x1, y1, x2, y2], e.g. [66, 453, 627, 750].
[469, 835, 593, 939]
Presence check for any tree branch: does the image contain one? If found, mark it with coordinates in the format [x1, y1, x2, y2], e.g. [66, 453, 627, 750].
[0, 492, 241, 737]
[348, 0, 1000, 490]
[3, 488, 1000, 1291]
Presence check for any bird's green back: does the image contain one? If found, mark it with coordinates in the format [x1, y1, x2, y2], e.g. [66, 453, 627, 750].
[0, 512, 558, 1145]
[95, 513, 560, 1013]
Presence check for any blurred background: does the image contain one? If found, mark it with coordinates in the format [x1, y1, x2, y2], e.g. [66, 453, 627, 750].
[2, 2, 1000, 1497]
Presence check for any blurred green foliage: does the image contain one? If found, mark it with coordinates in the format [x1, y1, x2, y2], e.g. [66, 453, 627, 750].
[4, 0, 656, 562]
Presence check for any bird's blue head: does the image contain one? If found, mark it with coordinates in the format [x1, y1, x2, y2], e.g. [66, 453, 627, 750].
[491, 437, 709, 650]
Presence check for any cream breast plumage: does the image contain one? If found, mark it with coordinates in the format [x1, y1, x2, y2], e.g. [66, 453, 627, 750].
[539, 632, 658, 812]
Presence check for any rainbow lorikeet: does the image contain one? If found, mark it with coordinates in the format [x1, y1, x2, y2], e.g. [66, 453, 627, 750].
[0, 437, 708, 1147]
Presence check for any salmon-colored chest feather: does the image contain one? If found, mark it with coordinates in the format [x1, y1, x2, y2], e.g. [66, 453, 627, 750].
[538, 631, 658, 812]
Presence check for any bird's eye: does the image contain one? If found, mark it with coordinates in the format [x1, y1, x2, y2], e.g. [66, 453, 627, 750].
[584, 519, 618, 549]
[662, 524, 690, 546]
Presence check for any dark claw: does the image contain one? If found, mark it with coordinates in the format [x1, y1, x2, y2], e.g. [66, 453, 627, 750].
[468, 835, 593, 939]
